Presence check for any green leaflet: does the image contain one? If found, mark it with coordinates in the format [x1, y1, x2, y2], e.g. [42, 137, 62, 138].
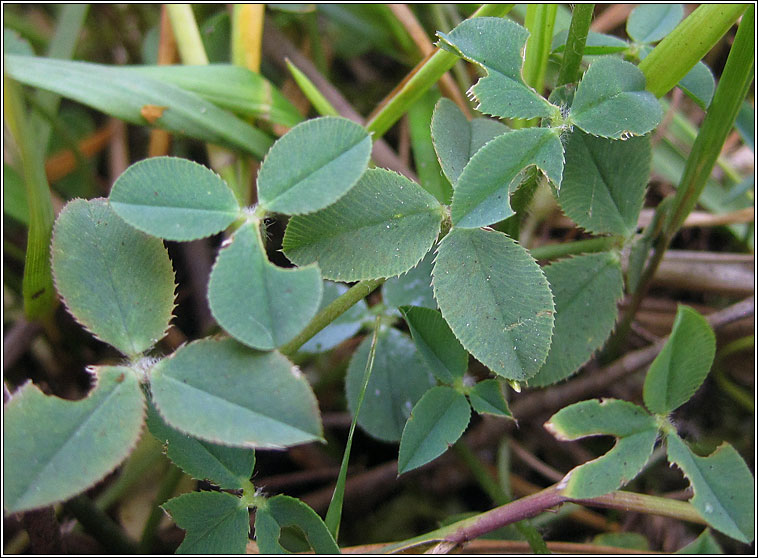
[551, 30, 629, 55]
[432, 228, 555, 381]
[451, 127, 564, 229]
[570, 57, 663, 139]
[430, 98, 509, 187]
[109, 157, 241, 241]
[208, 223, 322, 351]
[134, 64, 303, 127]
[530, 252, 624, 387]
[643, 306, 716, 415]
[398, 386, 471, 474]
[467, 379, 512, 418]
[51, 198, 175, 358]
[546, 399, 658, 498]
[675, 529, 724, 554]
[382, 249, 436, 310]
[255, 495, 340, 554]
[399, 306, 468, 385]
[256, 116, 372, 215]
[667, 433, 754, 543]
[557, 130, 650, 237]
[409, 90, 454, 204]
[300, 281, 370, 354]
[627, 4, 684, 44]
[145, 399, 255, 490]
[150, 338, 323, 449]
[283, 168, 444, 282]
[163, 491, 250, 554]
[3, 367, 145, 513]
[345, 327, 435, 442]
[436, 17, 555, 120]
[4, 55, 273, 158]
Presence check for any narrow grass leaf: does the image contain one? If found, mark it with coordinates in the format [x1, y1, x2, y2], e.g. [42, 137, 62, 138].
[283, 168, 444, 282]
[667, 433, 754, 543]
[643, 305, 716, 415]
[208, 222, 322, 350]
[4, 55, 273, 158]
[570, 57, 663, 139]
[432, 228, 555, 381]
[530, 252, 624, 387]
[257, 116, 371, 215]
[300, 281, 369, 354]
[468, 379, 512, 418]
[345, 327, 435, 442]
[557, 130, 650, 237]
[436, 18, 555, 119]
[3, 366, 145, 513]
[255, 495, 339, 554]
[430, 98, 508, 187]
[150, 338, 323, 448]
[145, 399, 255, 490]
[627, 4, 684, 44]
[109, 157, 240, 241]
[135, 64, 303, 127]
[546, 399, 658, 498]
[163, 491, 249, 554]
[398, 386, 471, 474]
[451, 127, 564, 228]
[382, 249, 436, 310]
[326, 318, 380, 539]
[51, 198, 175, 357]
[399, 306, 468, 385]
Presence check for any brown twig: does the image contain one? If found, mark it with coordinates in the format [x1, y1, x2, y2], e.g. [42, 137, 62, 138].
[590, 4, 635, 33]
[20, 507, 63, 554]
[147, 5, 176, 157]
[387, 4, 471, 117]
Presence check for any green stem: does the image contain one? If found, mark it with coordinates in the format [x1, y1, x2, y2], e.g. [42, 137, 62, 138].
[279, 278, 385, 356]
[139, 465, 184, 553]
[639, 4, 747, 98]
[453, 442, 549, 553]
[3, 73, 57, 321]
[556, 4, 594, 87]
[365, 4, 514, 140]
[530, 236, 621, 261]
[64, 495, 137, 554]
[611, 6, 754, 351]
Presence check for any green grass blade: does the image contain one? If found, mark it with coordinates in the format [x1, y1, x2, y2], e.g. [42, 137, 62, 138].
[664, 5, 754, 235]
[3, 73, 56, 320]
[286, 58, 339, 116]
[4, 55, 274, 158]
[556, 4, 594, 87]
[639, 4, 747, 98]
[325, 317, 381, 539]
[30, 4, 89, 156]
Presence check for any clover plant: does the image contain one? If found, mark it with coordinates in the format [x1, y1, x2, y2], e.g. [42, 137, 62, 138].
[3, 3, 753, 554]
